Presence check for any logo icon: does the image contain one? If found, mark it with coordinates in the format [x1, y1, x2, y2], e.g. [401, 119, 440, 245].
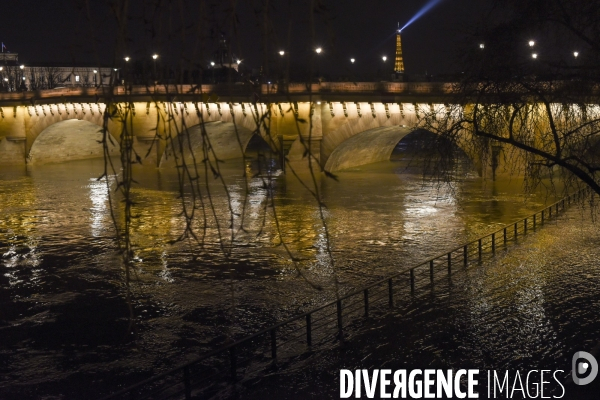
[572, 351, 598, 385]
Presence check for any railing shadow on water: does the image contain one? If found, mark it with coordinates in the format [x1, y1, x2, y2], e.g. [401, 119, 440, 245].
[100, 187, 594, 400]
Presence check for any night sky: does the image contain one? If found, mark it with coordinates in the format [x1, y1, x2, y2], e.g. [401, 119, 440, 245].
[1, 0, 493, 78]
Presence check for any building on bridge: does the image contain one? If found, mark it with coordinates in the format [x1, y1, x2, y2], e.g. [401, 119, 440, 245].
[0, 50, 113, 92]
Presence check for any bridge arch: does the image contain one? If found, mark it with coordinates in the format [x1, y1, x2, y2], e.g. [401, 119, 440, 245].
[159, 121, 271, 167]
[324, 125, 474, 172]
[28, 119, 119, 164]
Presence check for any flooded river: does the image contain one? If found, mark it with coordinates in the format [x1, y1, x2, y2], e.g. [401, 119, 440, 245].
[0, 155, 597, 399]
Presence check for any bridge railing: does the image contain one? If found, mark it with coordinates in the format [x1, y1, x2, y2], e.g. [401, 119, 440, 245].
[0, 82, 460, 103]
[99, 186, 593, 400]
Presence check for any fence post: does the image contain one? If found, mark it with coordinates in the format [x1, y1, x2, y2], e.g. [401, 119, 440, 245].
[271, 328, 277, 359]
[478, 239, 482, 260]
[364, 289, 369, 318]
[430, 260, 435, 281]
[492, 233, 495, 253]
[337, 300, 343, 338]
[447, 253, 452, 274]
[184, 366, 192, 400]
[388, 278, 394, 308]
[410, 269, 415, 291]
[463, 245, 468, 267]
[230, 347, 237, 381]
[306, 314, 312, 346]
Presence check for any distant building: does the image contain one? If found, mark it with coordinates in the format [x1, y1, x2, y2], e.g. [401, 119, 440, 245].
[0, 50, 113, 92]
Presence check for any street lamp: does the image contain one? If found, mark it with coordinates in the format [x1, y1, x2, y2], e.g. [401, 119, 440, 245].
[152, 54, 158, 60]
[315, 47, 322, 54]
[528, 40, 535, 47]
[350, 58, 355, 63]
[124, 56, 130, 62]
[210, 61, 215, 67]
[20, 65, 24, 70]
[573, 51, 579, 58]
[532, 53, 538, 59]
[279, 50, 285, 56]
[479, 43, 485, 49]
[382, 56, 387, 62]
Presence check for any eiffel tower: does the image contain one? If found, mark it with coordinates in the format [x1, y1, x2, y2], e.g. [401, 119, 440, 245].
[394, 23, 405, 74]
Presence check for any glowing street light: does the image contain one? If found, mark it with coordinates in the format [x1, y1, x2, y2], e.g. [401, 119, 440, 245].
[124, 57, 130, 62]
[350, 58, 355, 63]
[382, 56, 387, 62]
[532, 53, 538, 59]
[315, 47, 322, 54]
[152, 54, 158, 60]
[19, 65, 24, 70]
[479, 43, 485, 49]
[573, 51, 579, 58]
[236, 59, 241, 65]
[210, 61, 215, 67]
[528, 40, 535, 47]
[279, 50, 285, 56]
[0, 66, 3, 71]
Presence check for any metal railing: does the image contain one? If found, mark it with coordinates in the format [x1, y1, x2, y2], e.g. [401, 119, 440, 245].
[100, 187, 593, 400]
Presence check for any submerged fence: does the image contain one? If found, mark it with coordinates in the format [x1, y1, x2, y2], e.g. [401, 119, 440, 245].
[101, 187, 593, 400]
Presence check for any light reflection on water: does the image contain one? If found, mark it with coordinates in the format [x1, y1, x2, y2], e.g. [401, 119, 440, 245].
[0, 157, 595, 398]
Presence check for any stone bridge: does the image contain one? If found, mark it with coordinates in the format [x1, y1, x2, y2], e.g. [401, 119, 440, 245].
[0, 82, 480, 171]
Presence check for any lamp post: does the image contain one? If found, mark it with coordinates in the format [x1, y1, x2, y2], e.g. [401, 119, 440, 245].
[152, 54, 158, 84]
[19, 65, 25, 91]
[210, 61, 215, 83]
[315, 47, 322, 81]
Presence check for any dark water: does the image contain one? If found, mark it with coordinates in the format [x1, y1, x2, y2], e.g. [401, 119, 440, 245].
[0, 157, 597, 399]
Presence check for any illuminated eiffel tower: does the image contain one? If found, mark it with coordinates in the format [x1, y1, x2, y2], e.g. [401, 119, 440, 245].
[394, 23, 405, 74]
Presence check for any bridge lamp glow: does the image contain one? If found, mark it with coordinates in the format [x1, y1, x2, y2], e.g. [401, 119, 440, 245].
[236, 59, 241, 64]
[532, 53, 538, 59]
[573, 51, 579, 58]
[152, 54, 158, 60]
[210, 61, 215, 67]
[528, 40, 535, 47]
[315, 47, 322, 54]
[382, 56, 387, 62]
[0, 66, 3, 71]
[3, 78, 7, 82]
[22, 77, 26, 81]
[93, 69, 97, 74]
[279, 50, 285, 56]
[124, 57, 130, 62]
[350, 58, 355, 63]
[20, 65, 24, 70]
[479, 43, 485, 49]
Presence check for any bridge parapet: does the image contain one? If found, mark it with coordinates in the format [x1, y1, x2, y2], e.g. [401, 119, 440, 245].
[0, 82, 461, 105]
